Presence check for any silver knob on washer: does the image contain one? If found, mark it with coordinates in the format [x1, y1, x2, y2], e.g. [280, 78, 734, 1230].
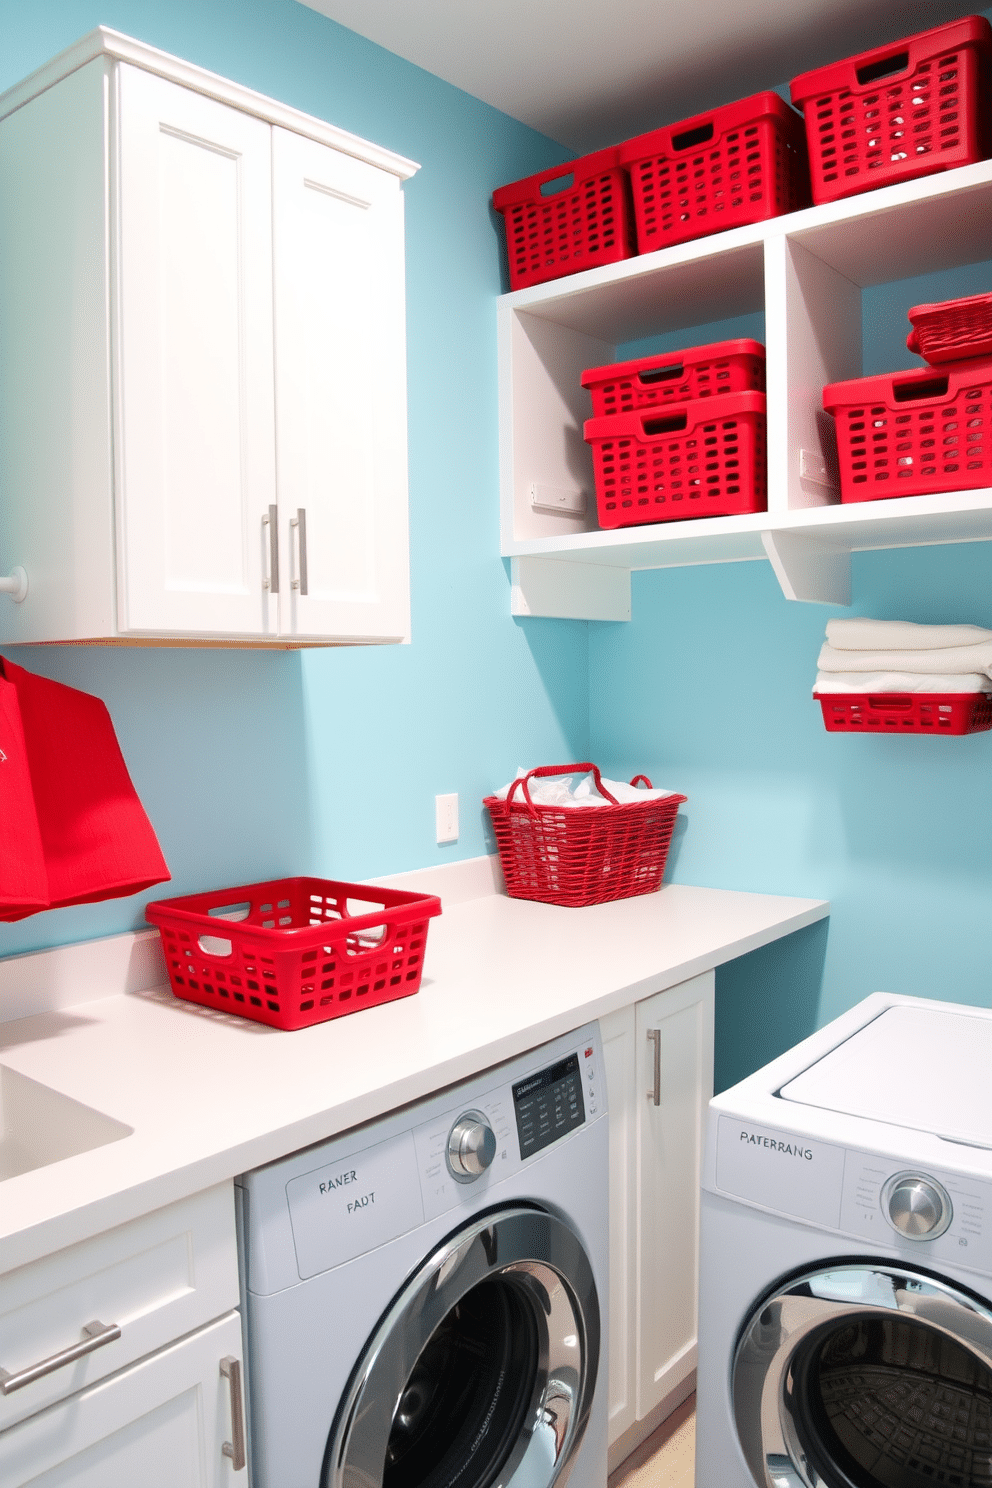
[447, 1114, 497, 1180]
[883, 1173, 952, 1239]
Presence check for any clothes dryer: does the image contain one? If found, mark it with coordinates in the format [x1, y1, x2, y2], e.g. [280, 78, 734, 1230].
[696, 993, 992, 1488]
[236, 1022, 608, 1488]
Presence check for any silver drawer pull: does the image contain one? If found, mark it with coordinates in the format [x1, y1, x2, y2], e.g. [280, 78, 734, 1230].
[220, 1355, 246, 1471]
[647, 1028, 661, 1106]
[0, 1319, 121, 1394]
[263, 505, 279, 594]
[290, 508, 308, 596]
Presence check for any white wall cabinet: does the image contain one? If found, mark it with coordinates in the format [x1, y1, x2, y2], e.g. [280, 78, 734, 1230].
[0, 28, 416, 647]
[0, 1185, 243, 1486]
[499, 160, 992, 617]
[600, 971, 715, 1469]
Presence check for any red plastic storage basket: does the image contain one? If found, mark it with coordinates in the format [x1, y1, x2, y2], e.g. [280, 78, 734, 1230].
[492, 147, 635, 291]
[823, 358, 992, 502]
[484, 764, 686, 908]
[790, 16, 992, 206]
[581, 339, 765, 418]
[146, 877, 442, 1032]
[584, 391, 766, 528]
[618, 93, 809, 254]
[907, 292, 992, 364]
[814, 692, 992, 734]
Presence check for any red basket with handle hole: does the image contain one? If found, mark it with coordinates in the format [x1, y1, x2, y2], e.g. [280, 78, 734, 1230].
[484, 764, 686, 908]
[146, 877, 442, 1031]
[790, 16, 992, 206]
[822, 358, 992, 502]
[581, 339, 765, 418]
[814, 692, 992, 734]
[584, 391, 766, 527]
[618, 93, 809, 254]
[492, 147, 635, 292]
[907, 292, 992, 364]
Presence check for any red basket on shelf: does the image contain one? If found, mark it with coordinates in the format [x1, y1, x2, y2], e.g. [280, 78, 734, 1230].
[492, 147, 635, 292]
[584, 391, 766, 528]
[146, 877, 442, 1032]
[814, 692, 992, 734]
[790, 16, 992, 206]
[581, 339, 765, 418]
[822, 358, 992, 502]
[484, 764, 686, 908]
[618, 93, 809, 254]
[907, 292, 992, 364]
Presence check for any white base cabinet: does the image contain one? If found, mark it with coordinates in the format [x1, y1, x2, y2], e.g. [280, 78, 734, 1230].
[0, 28, 416, 647]
[601, 971, 714, 1466]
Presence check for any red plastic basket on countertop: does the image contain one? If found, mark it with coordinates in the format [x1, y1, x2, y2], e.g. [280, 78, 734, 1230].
[814, 691, 992, 734]
[907, 292, 992, 364]
[618, 93, 809, 254]
[484, 764, 686, 908]
[146, 877, 441, 1031]
[581, 339, 765, 418]
[822, 358, 992, 502]
[584, 391, 766, 528]
[790, 16, 992, 206]
[492, 147, 635, 291]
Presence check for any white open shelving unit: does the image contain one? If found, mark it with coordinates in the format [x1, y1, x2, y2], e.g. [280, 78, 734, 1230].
[498, 158, 992, 618]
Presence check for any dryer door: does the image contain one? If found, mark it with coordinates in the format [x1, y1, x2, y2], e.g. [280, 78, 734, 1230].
[733, 1262, 992, 1488]
[323, 1205, 599, 1488]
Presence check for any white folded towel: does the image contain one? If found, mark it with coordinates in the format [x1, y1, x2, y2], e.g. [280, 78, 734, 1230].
[817, 641, 992, 676]
[814, 671, 992, 694]
[825, 618, 992, 650]
[493, 769, 675, 806]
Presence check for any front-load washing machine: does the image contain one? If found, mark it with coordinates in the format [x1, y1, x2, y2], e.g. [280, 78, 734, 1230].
[695, 992, 992, 1488]
[236, 1021, 608, 1488]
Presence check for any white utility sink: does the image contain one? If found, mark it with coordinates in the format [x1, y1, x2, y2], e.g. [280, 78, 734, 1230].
[0, 1065, 132, 1181]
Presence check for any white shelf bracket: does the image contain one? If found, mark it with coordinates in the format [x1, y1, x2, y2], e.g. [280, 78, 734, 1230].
[0, 567, 28, 603]
[510, 557, 631, 621]
[762, 531, 850, 607]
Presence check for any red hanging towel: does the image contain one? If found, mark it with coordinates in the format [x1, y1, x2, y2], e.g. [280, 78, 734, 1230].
[0, 658, 170, 921]
[0, 667, 50, 918]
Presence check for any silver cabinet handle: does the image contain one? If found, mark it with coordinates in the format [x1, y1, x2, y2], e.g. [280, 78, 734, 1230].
[646, 1028, 661, 1106]
[262, 505, 279, 594]
[0, 1319, 121, 1394]
[290, 507, 308, 596]
[220, 1355, 246, 1471]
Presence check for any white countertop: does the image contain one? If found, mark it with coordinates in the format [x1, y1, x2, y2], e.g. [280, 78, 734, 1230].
[0, 858, 827, 1273]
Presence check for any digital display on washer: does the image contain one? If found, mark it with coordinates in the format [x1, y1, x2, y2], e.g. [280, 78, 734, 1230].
[513, 1053, 585, 1158]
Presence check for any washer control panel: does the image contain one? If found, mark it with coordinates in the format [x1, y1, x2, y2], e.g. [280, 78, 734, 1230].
[414, 1035, 602, 1221]
[841, 1152, 990, 1266]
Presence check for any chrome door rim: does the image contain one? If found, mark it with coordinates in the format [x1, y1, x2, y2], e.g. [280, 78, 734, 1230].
[323, 1204, 600, 1488]
[732, 1262, 992, 1488]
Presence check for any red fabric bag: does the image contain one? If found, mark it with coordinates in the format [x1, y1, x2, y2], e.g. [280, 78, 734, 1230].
[0, 658, 170, 921]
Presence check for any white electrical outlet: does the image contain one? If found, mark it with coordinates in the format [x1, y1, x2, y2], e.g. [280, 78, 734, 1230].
[435, 793, 459, 844]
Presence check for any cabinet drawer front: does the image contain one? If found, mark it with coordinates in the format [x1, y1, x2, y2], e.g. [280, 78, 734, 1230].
[0, 1184, 237, 1429]
[0, 1309, 244, 1487]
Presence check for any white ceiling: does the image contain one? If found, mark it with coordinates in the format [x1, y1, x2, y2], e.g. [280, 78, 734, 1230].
[299, 0, 975, 150]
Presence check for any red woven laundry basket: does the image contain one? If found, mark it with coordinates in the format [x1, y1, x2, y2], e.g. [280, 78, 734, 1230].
[790, 16, 992, 206]
[823, 358, 992, 501]
[907, 292, 992, 364]
[484, 764, 686, 908]
[147, 877, 441, 1031]
[581, 339, 765, 418]
[619, 92, 809, 254]
[814, 692, 992, 734]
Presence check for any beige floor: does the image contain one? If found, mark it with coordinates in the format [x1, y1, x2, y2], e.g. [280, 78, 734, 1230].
[608, 1397, 695, 1488]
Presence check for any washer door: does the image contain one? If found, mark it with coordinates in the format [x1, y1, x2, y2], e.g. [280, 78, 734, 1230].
[323, 1205, 600, 1488]
[733, 1262, 992, 1488]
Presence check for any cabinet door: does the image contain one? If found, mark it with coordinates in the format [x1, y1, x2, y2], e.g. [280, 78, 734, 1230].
[272, 127, 410, 642]
[0, 1310, 246, 1487]
[634, 971, 714, 1421]
[114, 65, 278, 637]
[599, 1004, 638, 1446]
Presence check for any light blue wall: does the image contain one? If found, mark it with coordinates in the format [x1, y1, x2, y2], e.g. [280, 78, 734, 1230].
[0, 0, 589, 956]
